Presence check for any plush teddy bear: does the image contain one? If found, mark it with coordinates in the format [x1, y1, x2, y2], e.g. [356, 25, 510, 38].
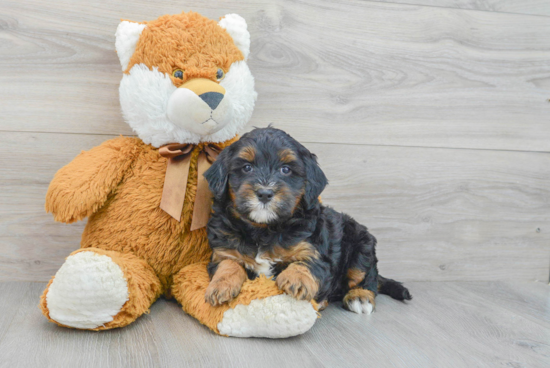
[39, 11, 318, 338]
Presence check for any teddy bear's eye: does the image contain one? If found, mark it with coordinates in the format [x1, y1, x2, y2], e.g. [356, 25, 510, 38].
[216, 68, 225, 81]
[172, 69, 184, 79]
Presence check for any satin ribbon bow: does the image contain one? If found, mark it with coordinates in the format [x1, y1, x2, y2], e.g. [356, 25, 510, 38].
[159, 143, 221, 231]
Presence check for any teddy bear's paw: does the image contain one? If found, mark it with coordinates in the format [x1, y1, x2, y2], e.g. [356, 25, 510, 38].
[217, 294, 318, 338]
[45, 251, 129, 329]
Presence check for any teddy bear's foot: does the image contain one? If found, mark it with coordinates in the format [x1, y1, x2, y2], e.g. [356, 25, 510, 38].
[172, 262, 319, 338]
[40, 248, 162, 330]
[216, 293, 318, 338]
[43, 250, 128, 329]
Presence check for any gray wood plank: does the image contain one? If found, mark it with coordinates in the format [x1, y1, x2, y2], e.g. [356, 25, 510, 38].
[149, 299, 322, 368]
[0, 283, 161, 368]
[0, 132, 548, 282]
[0, 132, 105, 281]
[374, 0, 550, 17]
[315, 141, 550, 282]
[0, 281, 548, 368]
[1, 0, 549, 152]
[455, 280, 550, 325]
[0, 282, 34, 343]
[305, 281, 550, 368]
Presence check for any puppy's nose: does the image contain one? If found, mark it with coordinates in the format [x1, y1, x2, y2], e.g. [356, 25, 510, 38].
[256, 189, 274, 204]
[199, 92, 224, 110]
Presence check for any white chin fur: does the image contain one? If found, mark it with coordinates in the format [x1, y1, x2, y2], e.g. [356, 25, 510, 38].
[247, 197, 279, 223]
[119, 61, 257, 147]
[248, 208, 278, 223]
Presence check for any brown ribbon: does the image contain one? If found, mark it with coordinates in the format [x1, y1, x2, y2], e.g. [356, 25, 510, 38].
[159, 143, 221, 230]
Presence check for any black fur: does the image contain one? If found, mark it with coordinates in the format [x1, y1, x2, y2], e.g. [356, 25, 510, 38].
[204, 127, 411, 307]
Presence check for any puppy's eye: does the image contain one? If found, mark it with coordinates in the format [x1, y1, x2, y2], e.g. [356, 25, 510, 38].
[280, 166, 291, 175]
[216, 68, 225, 81]
[242, 164, 253, 173]
[172, 69, 184, 79]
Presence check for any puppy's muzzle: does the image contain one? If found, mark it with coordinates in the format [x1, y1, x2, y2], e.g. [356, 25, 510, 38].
[256, 188, 274, 204]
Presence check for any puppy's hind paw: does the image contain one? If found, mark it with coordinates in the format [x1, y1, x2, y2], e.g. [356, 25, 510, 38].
[343, 288, 375, 315]
[345, 298, 374, 314]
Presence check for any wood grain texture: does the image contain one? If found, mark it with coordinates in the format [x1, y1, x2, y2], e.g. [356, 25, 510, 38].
[1, 131, 548, 282]
[0, 132, 105, 281]
[0, 0, 549, 151]
[375, 0, 550, 17]
[0, 281, 548, 368]
[314, 141, 550, 282]
[0, 283, 34, 343]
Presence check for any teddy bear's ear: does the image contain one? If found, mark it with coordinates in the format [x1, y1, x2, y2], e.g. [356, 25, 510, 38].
[219, 14, 250, 60]
[115, 21, 147, 71]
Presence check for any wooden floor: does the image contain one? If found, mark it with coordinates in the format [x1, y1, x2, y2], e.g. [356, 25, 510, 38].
[0, 281, 548, 368]
[1, 1, 549, 367]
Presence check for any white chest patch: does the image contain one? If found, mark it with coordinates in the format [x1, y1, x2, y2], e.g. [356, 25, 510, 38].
[250, 254, 275, 277]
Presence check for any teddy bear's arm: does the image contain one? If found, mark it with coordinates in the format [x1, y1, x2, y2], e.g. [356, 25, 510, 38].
[45, 137, 140, 223]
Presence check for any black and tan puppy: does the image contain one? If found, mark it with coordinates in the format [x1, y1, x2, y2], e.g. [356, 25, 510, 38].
[203, 127, 411, 314]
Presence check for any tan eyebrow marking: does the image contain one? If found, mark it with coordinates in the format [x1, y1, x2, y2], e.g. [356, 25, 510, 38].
[238, 146, 256, 161]
[278, 148, 297, 164]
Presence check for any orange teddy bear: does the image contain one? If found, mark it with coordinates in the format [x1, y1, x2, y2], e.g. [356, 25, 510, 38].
[39, 11, 318, 338]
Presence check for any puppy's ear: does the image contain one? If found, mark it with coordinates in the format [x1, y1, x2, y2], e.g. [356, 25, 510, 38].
[302, 150, 328, 208]
[205, 145, 235, 200]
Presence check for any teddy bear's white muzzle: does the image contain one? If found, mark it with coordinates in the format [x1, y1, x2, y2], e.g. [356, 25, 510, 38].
[166, 84, 232, 136]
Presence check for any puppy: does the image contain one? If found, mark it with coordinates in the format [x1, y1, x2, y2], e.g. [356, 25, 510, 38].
[203, 127, 411, 313]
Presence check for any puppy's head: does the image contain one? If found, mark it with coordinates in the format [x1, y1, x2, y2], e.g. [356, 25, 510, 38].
[205, 127, 328, 224]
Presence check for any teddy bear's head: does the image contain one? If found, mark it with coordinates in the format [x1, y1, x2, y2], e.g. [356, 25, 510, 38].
[115, 12, 257, 147]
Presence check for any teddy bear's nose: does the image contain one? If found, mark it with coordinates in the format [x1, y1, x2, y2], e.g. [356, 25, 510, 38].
[199, 92, 224, 110]
[178, 78, 226, 111]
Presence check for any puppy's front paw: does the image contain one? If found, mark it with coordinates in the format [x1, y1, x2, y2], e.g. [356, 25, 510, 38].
[205, 280, 242, 307]
[276, 263, 319, 301]
[205, 260, 247, 307]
